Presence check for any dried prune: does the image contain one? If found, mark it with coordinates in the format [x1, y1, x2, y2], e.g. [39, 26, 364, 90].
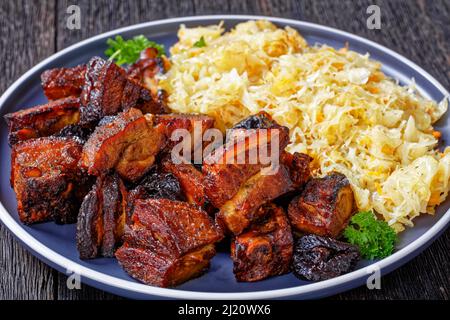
[292, 234, 360, 281]
[133, 167, 184, 201]
[232, 111, 276, 129]
[56, 124, 93, 144]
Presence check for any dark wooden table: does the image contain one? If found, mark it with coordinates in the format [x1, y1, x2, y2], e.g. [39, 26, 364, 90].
[0, 0, 449, 300]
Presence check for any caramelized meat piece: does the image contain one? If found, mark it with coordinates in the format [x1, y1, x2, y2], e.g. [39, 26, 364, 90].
[288, 172, 355, 238]
[80, 108, 165, 182]
[4, 97, 80, 146]
[217, 165, 295, 235]
[162, 159, 206, 207]
[293, 235, 360, 281]
[41, 65, 86, 100]
[10, 137, 90, 224]
[77, 173, 127, 259]
[231, 204, 293, 282]
[116, 199, 223, 287]
[281, 152, 312, 188]
[203, 127, 289, 208]
[155, 113, 215, 159]
[80, 56, 166, 124]
[127, 47, 170, 96]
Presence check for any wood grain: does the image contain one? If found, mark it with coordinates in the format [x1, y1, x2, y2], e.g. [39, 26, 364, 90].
[0, 0, 448, 300]
[0, 0, 56, 300]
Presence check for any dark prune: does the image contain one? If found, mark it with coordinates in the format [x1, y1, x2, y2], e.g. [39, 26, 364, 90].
[134, 167, 184, 201]
[292, 234, 360, 281]
[232, 111, 277, 129]
[56, 124, 93, 144]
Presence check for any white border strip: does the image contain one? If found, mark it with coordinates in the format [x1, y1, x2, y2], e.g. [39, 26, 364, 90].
[0, 15, 449, 300]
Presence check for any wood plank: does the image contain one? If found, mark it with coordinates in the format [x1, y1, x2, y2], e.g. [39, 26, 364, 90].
[1, 0, 445, 300]
[0, 0, 56, 300]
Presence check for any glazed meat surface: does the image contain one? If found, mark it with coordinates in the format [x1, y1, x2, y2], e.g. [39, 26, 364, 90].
[80, 108, 165, 182]
[116, 199, 223, 287]
[79, 56, 166, 124]
[288, 172, 355, 238]
[10, 137, 91, 224]
[217, 164, 296, 235]
[77, 172, 127, 259]
[4, 97, 80, 146]
[203, 126, 290, 208]
[231, 204, 293, 282]
[162, 159, 206, 207]
[154, 113, 215, 158]
[41, 65, 86, 100]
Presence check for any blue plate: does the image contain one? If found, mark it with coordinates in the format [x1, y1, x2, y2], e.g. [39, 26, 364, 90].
[0, 15, 449, 300]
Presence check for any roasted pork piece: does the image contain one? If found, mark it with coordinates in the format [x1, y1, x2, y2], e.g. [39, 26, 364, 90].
[281, 152, 312, 188]
[127, 47, 169, 92]
[79, 57, 166, 124]
[217, 164, 296, 235]
[288, 172, 355, 238]
[154, 113, 216, 158]
[203, 126, 290, 208]
[10, 137, 90, 224]
[4, 97, 80, 146]
[231, 204, 293, 282]
[41, 65, 86, 100]
[80, 108, 165, 182]
[116, 199, 223, 287]
[161, 159, 206, 207]
[77, 172, 127, 259]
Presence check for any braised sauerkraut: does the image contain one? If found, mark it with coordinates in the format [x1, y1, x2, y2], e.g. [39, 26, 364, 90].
[159, 20, 450, 232]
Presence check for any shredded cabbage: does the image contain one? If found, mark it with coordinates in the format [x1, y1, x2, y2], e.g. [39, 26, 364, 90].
[160, 20, 450, 232]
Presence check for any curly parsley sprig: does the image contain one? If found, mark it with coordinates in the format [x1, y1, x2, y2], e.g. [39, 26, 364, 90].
[343, 211, 397, 259]
[105, 35, 165, 65]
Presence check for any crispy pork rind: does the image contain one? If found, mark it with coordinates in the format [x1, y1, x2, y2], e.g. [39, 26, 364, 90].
[80, 108, 165, 182]
[10, 136, 90, 224]
[4, 97, 80, 146]
[231, 204, 293, 282]
[116, 199, 223, 287]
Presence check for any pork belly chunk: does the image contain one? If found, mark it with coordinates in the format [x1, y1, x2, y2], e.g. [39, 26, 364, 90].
[231, 204, 293, 282]
[79, 57, 166, 125]
[288, 172, 355, 238]
[77, 172, 127, 259]
[80, 108, 165, 182]
[161, 159, 206, 207]
[41, 65, 86, 100]
[116, 199, 223, 287]
[10, 137, 90, 224]
[203, 126, 290, 208]
[217, 164, 296, 235]
[4, 97, 80, 146]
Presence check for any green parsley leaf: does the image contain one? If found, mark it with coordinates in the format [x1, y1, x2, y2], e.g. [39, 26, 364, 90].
[193, 36, 207, 48]
[105, 35, 165, 65]
[343, 211, 397, 260]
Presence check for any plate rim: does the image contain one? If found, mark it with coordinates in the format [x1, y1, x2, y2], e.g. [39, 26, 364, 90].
[0, 14, 449, 300]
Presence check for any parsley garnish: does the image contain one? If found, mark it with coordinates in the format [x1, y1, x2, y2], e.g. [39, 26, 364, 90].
[343, 211, 397, 259]
[105, 35, 165, 65]
[193, 36, 207, 48]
